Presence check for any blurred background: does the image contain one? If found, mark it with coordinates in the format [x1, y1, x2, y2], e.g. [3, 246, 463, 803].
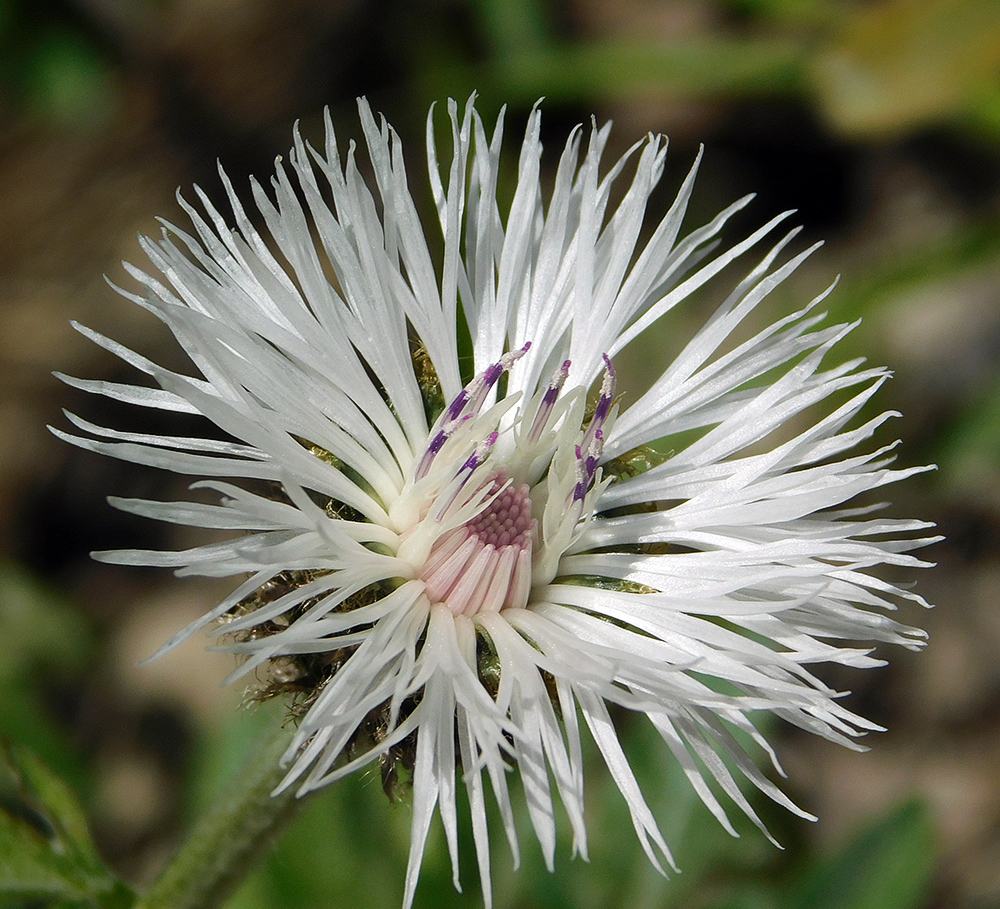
[2, 0, 1000, 906]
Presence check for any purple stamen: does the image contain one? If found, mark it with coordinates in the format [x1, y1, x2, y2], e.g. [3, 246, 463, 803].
[463, 343, 532, 419]
[416, 344, 532, 485]
[445, 390, 469, 423]
[548, 361, 572, 404]
[461, 451, 481, 474]
[414, 430, 448, 480]
[571, 445, 589, 504]
[527, 359, 571, 446]
[581, 354, 617, 455]
[434, 431, 501, 521]
[415, 415, 473, 480]
[459, 430, 499, 477]
[483, 362, 505, 388]
[428, 431, 448, 455]
[592, 357, 617, 424]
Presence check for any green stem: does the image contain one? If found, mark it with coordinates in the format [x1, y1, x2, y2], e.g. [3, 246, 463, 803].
[135, 726, 308, 909]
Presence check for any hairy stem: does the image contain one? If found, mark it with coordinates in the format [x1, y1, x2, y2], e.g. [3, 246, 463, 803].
[134, 725, 307, 909]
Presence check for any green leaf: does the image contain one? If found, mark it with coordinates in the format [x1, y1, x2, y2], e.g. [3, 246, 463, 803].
[0, 742, 133, 907]
[782, 800, 935, 909]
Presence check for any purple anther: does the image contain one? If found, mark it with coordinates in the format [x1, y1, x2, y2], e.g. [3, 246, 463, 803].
[547, 360, 572, 402]
[570, 443, 593, 505]
[415, 430, 448, 480]
[464, 344, 532, 417]
[496, 342, 531, 378]
[592, 357, 617, 424]
[428, 431, 448, 455]
[483, 362, 505, 389]
[580, 355, 617, 455]
[461, 430, 498, 473]
[527, 359, 572, 446]
[416, 414, 475, 480]
[434, 430, 502, 521]
[461, 450, 482, 474]
[445, 390, 470, 423]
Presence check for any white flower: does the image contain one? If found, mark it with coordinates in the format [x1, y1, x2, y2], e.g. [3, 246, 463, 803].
[55, 97, 935, 907]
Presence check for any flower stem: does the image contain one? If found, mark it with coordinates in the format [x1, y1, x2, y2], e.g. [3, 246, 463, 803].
[135, 725, 307, 909]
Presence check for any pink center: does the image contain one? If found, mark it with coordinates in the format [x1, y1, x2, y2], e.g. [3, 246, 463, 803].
[420, 476, 536, 617]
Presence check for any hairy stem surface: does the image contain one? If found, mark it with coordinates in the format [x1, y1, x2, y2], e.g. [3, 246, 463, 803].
[135, 725, 307, 909]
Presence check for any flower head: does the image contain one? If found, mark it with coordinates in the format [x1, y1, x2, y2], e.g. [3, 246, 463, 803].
[55, 97, 935, 907]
